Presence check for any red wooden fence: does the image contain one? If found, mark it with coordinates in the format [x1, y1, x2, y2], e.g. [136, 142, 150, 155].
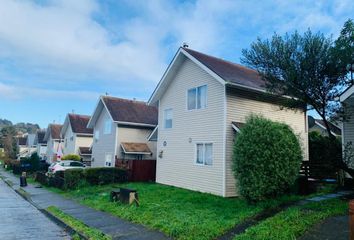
[115, 159, 156, 182]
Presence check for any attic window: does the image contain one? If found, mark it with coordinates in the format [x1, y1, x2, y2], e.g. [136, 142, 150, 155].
[188, 85, 207, 110]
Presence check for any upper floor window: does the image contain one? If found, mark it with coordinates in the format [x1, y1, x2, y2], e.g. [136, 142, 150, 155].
[164, 109, 173, 129]
[188, 85, 207, 110]
[104, 118, 111, 134]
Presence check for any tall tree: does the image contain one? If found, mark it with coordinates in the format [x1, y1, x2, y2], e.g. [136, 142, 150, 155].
[0, 126, 18, 159]
[241, 19, 354, 176]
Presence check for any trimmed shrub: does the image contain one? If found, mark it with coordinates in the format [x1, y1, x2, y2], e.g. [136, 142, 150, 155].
[63, 169, 85, 189]
[85, 167, 128, 185]
[62, 154, 81, 161]
[37, 167, 128, 190]
[233, 115, 302, 202]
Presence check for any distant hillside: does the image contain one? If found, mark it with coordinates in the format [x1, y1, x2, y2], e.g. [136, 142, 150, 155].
[0, 118, 40, 134]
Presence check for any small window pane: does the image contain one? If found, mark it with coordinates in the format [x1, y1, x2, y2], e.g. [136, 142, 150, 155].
[196, 144, 204, 164]
[188, 88, 197, 110]
[104, 119, 111, 134]
[164, 109, 173, 129]
[197, 85, 207, 109]
[204, 143, 213, 165]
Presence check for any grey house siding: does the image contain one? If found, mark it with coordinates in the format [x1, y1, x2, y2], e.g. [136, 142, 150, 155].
[156, 57, 225, 196]
[91, 107, 117, 167]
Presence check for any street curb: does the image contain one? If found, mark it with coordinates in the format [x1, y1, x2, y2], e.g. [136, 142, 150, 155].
[40, 208, 88, 240]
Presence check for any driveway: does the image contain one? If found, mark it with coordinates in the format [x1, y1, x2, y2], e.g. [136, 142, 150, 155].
[0, 179, 68, 240]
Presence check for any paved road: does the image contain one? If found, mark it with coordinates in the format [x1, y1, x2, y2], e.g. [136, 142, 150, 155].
[0, 179, 68, 240]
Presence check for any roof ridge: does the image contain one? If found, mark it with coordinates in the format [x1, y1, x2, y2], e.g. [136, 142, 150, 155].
[182, 47, 259, 74]
[101, 95, 147, 105]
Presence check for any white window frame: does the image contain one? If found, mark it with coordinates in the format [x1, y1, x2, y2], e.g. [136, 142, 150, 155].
[187, 85, 207, 110]
[105, 153, 112, 167]
[104, 118, 112, 134]
[164, 108, 173, 129]
[195, 143, 213, 166]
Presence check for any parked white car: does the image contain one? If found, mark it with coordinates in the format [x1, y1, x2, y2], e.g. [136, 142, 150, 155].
[48, 160, 86, 173]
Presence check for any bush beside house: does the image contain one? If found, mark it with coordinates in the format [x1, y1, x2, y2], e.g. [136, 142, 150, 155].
[62, 154, 81, 161]
[233, 115, 302, 202]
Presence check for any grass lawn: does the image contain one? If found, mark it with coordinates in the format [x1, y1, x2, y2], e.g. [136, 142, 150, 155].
[54, 182, 305, 240]
[47, 206, 111, 240]
[234, 198, 348, 240]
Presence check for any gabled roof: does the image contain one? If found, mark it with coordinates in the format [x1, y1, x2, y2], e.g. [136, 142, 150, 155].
[61, 114, 93, 137]
[308, 116, 341, 136]
[183, 48, 265, 90]
[88, 96, 158, 128]
[149, 47, 266, 105]
[44, 124, 62, 141]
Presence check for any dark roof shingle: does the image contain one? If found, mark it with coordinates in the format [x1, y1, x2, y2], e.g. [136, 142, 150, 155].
[68, 114, 93, 134]
[50, 124, 62, 139]
[183, 48, 266, 90]
[37, 131, 46, 144]
[102, 96, 158, 126]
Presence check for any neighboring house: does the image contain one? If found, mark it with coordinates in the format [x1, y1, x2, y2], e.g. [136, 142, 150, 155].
[25, 133, 37, 156]
[340, 85, 354, 157]
[148, 47, 309, 197]
[17, 136, 28, 159]
[34, 130, 47, 160]
[60, 114, 93, 163]
[87, 96, 158, 168]
[308, 116, 341, 137]
[43, 124, 63, 163]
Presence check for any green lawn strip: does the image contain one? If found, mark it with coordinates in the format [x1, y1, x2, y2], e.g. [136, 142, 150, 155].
[46, 206, 111, 240]
[234, 198, 348, 240]
[51, 182, 306, 240]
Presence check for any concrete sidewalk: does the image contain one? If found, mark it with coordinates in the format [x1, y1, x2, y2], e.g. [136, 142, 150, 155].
[0, 168, 169, 240]
[299, 215, 349, 240]
[0, 178, 69, 240]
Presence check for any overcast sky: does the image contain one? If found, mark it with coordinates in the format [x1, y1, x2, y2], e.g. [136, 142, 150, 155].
[0, 0, 353, 128]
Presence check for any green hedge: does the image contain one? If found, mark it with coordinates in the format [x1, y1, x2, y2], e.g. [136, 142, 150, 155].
[233, 115, 302, 202]
[85, 167, 128, 185]
[39, 167, 128, 190]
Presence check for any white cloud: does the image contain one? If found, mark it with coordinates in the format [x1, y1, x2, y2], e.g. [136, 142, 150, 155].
[0, 0, 353, 99]
[0, 82, 99, 101]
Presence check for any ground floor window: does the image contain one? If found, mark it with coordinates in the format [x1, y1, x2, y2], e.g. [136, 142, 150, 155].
[196, 143, 213, 166]
[105, 153, 112, 167]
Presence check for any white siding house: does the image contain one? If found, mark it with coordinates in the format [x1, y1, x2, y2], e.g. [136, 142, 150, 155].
[340, 85, 354, 167]
[149, 47, 309, 197]
[61, 114, 93, 163]
[34, 130, 47, 160]
[87, 96, 158, 167]
[43, 124, 63, 163]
